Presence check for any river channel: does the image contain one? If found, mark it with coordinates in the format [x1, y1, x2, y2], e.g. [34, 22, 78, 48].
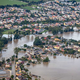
[2, 32, 80, 80]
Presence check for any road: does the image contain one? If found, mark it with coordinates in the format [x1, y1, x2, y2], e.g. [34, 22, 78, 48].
[12, 61, 16, 80]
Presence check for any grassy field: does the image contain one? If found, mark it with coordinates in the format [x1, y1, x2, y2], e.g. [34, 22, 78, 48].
[3, 29, 15, 34]
[75, 0, 80, 2]
[70, 0, 80, 2]
[22, 6, 34, 10]
[32, 5, 37, 7]
[0, 0, 27, 6]
[22, 5, 38, 10]
[26, 0, 40, 2]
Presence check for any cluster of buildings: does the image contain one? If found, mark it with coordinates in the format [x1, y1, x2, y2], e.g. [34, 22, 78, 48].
[1, 0, 80, 79]
[0, 55, 11, 80]
[1, 34, 80, 80]
[0, 1, 80, 30]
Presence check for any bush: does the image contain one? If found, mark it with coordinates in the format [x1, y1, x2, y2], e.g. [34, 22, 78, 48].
[34, 37, 42, 46]
[23, 49, 26, 51]
[24, 44, 27, 47]
[43, 57, 50, 62]
[27, 63, 30, 65]
[54, 53, 56, 56]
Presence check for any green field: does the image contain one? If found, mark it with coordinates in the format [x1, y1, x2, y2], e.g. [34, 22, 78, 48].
[25, 0, 40, 2]
[75, 0, 80, 2]
[70, 0, 80, 2]
[22, 6, 34, 10]
[32, 5, 37, 7]
[0, 0, 27, 6]
[3, 29, 15, 34]
[22, 5, 38, 10]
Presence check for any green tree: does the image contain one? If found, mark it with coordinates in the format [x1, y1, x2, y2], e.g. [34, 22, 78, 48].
[32, 29, 34, 34]
[14, 29, 21, 39]
[11, 55, 15, 61]
[47, 36, 51, 39]
[34, 37, 42, 46]
[24, 44, 27, 47]
[43, 57, 50, 62]
[35, 79, 38, 80]
[11, 75, 14, 80]
[2, 78, 5, 80]
[14, 47, 20, 58]
[0, 29, 3, 38]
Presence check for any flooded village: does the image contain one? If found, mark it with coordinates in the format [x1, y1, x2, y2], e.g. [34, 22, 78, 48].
[0, 32, 80, 80]
[0, 0, 80, 80]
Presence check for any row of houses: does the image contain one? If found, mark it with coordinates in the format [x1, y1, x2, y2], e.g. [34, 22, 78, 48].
[0, 1, 80, 30]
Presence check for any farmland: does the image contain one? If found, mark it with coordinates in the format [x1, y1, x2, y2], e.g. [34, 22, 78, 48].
[0, 0, 27, 6]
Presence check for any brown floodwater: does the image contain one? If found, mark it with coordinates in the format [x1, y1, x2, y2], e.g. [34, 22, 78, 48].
[2, 31, 80, 59]
[59, 32, 80, 41]
[2, 32, 53, 59]
[2, 32, 80, 80]
[2, 35, 35, 59]
[26, 54, 80, 80]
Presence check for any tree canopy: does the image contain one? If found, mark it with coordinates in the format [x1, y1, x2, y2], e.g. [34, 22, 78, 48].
[34, 37, 42, 46]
